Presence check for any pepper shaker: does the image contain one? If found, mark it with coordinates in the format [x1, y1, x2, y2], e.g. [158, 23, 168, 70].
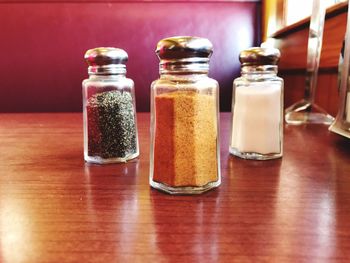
[230, 47, 283, 160]
[149, 36, 221, 194]
[82, 47, 139, 164]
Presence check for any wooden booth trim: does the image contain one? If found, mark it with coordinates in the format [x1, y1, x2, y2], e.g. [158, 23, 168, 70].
[271, 2, 348, 39]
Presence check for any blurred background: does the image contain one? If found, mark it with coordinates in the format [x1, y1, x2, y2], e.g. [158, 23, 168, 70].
[0, 0, 346, 112]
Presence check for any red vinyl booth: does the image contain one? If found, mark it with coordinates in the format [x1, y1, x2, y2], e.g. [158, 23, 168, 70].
[0, 0, 260, 112]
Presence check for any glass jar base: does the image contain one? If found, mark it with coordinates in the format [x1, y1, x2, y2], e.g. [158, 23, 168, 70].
[329, 120, 350, 139]
[284, 100, 334, 125]
[229, 147, 282, 160]
[84, 151, 139, 164]
[150, 179, 221, 195]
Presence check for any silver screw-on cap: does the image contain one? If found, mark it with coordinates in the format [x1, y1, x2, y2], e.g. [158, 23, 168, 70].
[155, 36, 213, 73]
[84, 47, 128, 75]
[156, 36, 213, 59]
[239, 47, 280, 66]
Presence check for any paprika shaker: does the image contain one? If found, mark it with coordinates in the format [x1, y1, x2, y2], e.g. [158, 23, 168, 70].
[149, 36, 221, 194]
[82, 47, 139, 164]
[230, 47, 283, 160]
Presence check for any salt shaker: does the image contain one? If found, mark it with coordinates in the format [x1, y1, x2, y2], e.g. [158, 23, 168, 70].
[149, 36, 221, 194]
[82, 47, 139, 164]
[230, 47, 283, 160]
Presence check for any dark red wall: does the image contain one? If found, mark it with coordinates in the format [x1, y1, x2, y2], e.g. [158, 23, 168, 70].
[0, 0, 260, 112]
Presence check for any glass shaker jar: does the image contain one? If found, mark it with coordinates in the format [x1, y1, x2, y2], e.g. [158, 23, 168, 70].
[149, 36, 221, 194]
[230, 47, 283, 160]
[82, 47, 139, 164]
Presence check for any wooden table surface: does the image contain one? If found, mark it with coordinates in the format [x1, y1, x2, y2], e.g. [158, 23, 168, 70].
[1, 113, 350, 262]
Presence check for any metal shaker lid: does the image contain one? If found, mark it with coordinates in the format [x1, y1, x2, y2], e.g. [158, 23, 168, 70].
[239, 47, 280, 66]
[156, 36, 213, 60]
[84, 47, 128, 75]
[156, 36, 213, 73]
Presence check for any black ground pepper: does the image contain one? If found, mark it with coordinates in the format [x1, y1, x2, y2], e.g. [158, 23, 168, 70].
[87, 90, 137, 159]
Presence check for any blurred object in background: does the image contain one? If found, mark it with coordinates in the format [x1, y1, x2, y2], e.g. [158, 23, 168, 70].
[262, 0, 346, 41]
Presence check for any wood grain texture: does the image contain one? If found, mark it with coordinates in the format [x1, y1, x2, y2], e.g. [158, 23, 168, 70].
[0, 113, 350, 262]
